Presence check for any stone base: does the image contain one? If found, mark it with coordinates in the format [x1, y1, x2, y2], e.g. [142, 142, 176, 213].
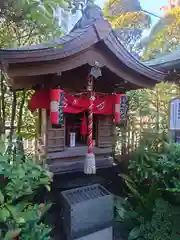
[76, 227, 113, 240]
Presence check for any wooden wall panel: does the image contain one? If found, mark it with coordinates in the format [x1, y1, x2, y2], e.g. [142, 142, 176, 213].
[47, 118, 65, 153]
[97, 116, 113, 148]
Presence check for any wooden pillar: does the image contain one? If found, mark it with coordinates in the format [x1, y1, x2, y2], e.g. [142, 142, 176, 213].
[35, 109, 41, 161]
[39, 109, 48, 164]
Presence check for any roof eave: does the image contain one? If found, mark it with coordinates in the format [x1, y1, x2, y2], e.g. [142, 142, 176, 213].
[147, 60, 180, 72]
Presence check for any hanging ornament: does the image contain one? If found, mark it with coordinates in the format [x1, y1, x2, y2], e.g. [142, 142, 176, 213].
[90, 61, 102, 79]
[50, 89, 64, 126]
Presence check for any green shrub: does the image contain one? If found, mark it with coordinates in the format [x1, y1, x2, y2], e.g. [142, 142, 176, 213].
[117, 132, 180, 240]
[116, 196, 180, 240]
[0, 149, 52, 239]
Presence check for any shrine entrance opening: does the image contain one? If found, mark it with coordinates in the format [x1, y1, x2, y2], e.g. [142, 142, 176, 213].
[65, 112, 98, 147]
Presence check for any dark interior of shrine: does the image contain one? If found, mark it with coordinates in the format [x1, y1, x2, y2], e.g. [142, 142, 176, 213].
[65, 112, 97, 147]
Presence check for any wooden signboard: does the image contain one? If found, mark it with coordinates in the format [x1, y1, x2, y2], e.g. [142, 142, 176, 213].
[169, 98, 180, 130]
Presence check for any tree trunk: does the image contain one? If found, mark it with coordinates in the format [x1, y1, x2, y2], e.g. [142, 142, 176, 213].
[0, 70, 5, 134]
[156, 90, 160, 133]
[8, 91, 16, 151]
[17, 90, 26, 135]
[121, 125, 127, 155]
[16, 90, 26, 156]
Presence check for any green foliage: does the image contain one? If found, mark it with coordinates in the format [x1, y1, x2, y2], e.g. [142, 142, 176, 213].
[0, 0, 90, 46]
[116, 196, 175, 239]
[3, 156, 52, 201]
[103, 0, 150, 52]
[0, 202, 51, 240]
[129, 199, 172, 240]
[121, 82, 178, 157]
[116, 183, 180, 239]
[127, 131, 172, 187]
[15, 204, 51, 240]
[142, 7, 180, 60]
[0, 145, 52, 239]
[16, 90, 37, 140]
[118, 175, 160, 220]
[0, 0, 61, 48]
[123, 198, 180, 240]
[117, 131, 180, 240]
[0, 0, 87, 46]
[127, 131, 180, 193]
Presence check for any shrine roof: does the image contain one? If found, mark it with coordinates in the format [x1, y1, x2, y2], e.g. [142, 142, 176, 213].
[0, 3, 166, 90]
[144, 49, 180, 72]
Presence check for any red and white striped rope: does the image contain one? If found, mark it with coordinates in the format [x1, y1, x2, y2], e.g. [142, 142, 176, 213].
[87, 76, 94, 154]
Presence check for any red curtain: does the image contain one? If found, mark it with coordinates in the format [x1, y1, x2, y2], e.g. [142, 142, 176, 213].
[29, 90, 115, 116]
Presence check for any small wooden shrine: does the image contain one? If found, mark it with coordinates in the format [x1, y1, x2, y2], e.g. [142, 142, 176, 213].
[0, 4, 165, 175]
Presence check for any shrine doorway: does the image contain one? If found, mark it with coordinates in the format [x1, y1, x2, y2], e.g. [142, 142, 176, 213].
[65, 112, 98, 147]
